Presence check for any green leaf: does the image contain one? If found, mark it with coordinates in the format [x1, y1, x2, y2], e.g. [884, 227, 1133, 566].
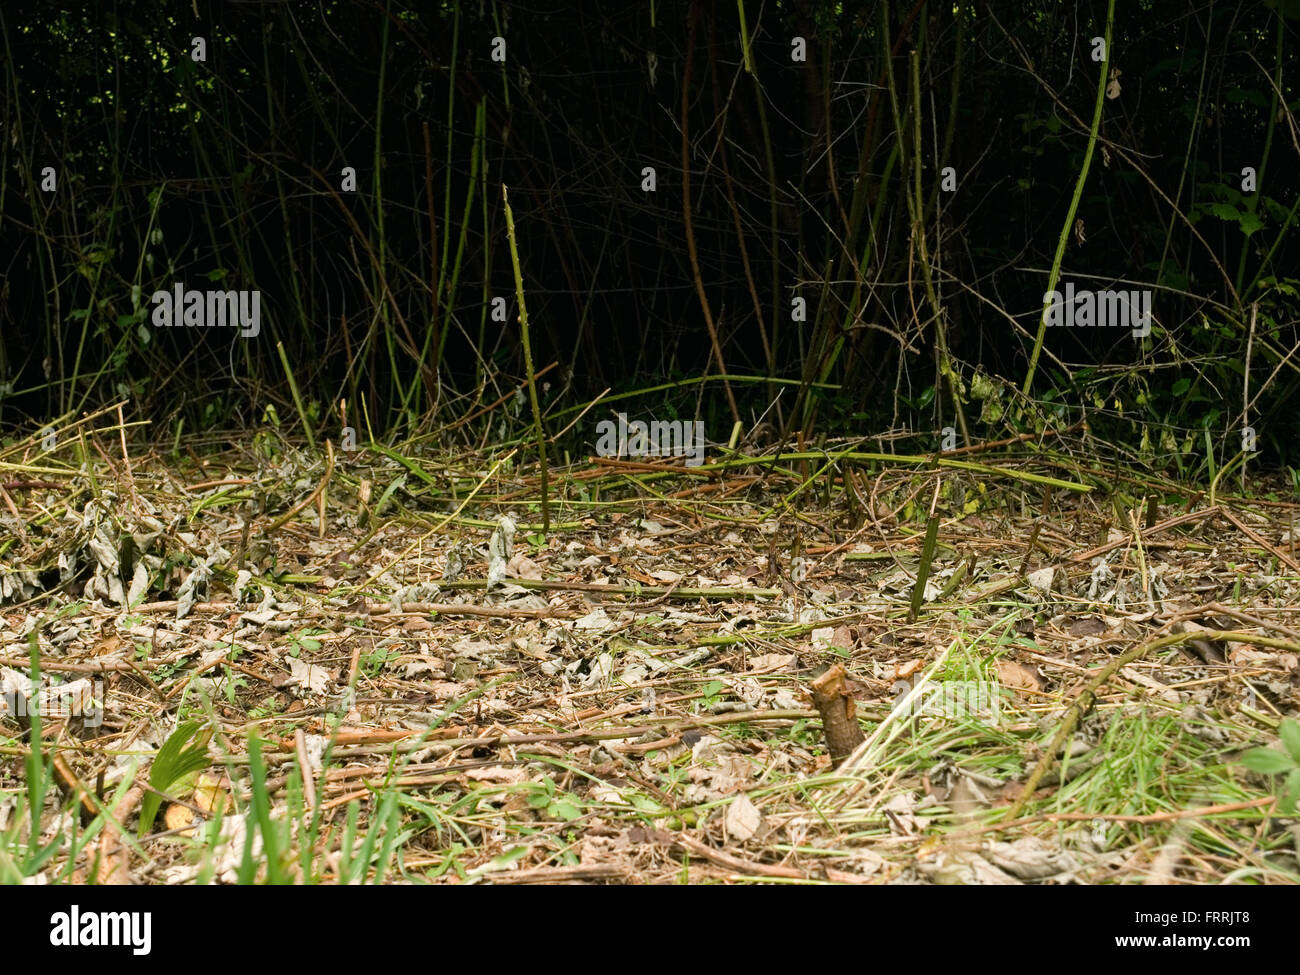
[549, 798, 582, 820]
[1225, 87, 1269, 108]
[1205, 202, 1242, 223]
[486, 845, 530, 871]
[629, 795, 665, 814]
[1237, 211, 1264, 237]
[1283, 768, 1300, 815]
[1280, 718, 1300, 763]
[1241, 746, 1295, 775]
[138, 721, 213, 837]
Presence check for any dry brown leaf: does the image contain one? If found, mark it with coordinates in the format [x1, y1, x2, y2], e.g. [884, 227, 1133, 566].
[164, 803, 197, 836]
[994, 658, 1044, 693]
[896, 658, 924, 680]
[1068, 616, 1107, 637]
[506, 553, 543, 579]
[746, 652, 796, 673]
[195, 773, 232, 815]
[724, 794, 764, 842]
[464, 766, 528, 785]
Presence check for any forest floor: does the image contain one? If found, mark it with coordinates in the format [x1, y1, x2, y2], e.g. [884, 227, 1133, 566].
[2, 416, 1299, 884]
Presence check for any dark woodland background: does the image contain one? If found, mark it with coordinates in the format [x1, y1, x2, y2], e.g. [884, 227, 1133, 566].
[1, 0, 1298, 471]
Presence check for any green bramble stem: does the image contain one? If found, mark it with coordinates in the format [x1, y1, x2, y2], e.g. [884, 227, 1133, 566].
[502, 184, 550, 533]
[1021, 0, 1116, 401]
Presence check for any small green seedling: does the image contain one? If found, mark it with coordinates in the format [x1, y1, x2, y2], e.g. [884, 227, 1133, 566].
[1240, 718, 1300, 814]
